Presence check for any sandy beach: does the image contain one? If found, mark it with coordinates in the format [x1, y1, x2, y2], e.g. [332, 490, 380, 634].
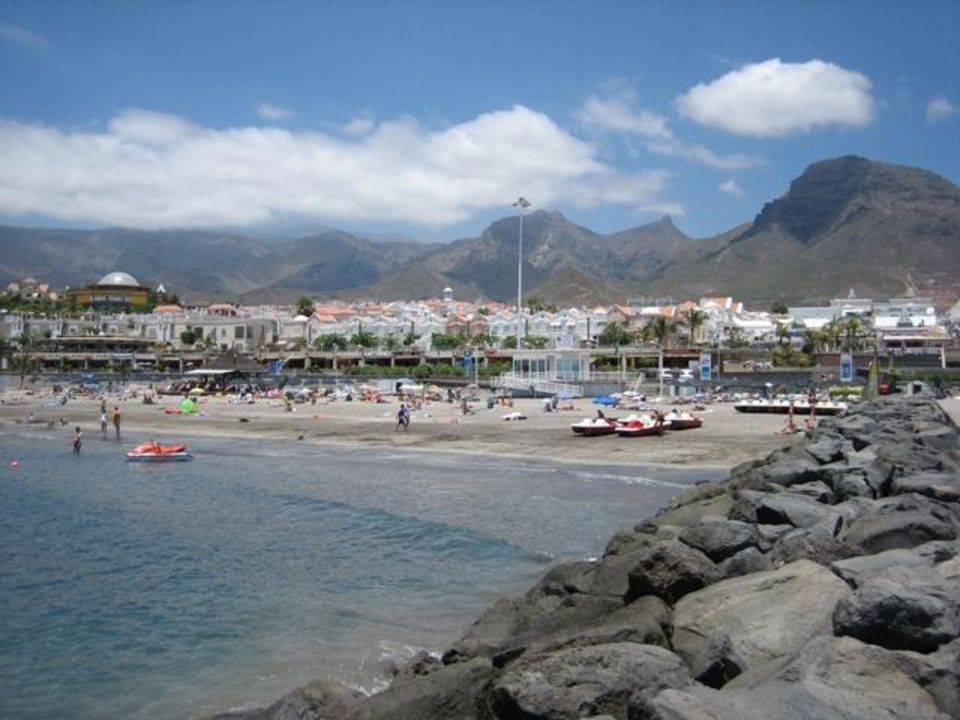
[0, 387, 806, 471]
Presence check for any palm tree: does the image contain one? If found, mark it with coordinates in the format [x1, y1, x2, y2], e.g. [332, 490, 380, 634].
[648, 316, 674, 396]
[686, 309, 708, 347]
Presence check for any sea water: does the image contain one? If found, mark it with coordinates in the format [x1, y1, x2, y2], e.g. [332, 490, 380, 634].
[0, 427, 719, 719]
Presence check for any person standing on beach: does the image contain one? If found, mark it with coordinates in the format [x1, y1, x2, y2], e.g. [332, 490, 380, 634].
[112, 406, 122, 442]
[396, 403, 410, 432]
[72, 426, 82, 455]
[100, 409, 108, 439]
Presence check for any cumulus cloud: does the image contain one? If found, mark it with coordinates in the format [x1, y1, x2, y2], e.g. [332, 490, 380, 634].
[676, 58, 874, 137]
[342, 114, 375, 136]
[577, 91, 761, 170]
[718, 179, 744, 197]
[926, 96, 957, 124]
[0, 106, 672, 229]
[257, 103, 293, 120]
[0, 23, 48, 49]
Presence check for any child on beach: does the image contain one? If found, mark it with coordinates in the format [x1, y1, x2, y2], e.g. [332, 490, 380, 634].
[396, 403, 410, 432]
[72, 426, 82, 455]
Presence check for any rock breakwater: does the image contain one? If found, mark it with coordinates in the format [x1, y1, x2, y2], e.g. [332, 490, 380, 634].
[212, 397, 960, 720]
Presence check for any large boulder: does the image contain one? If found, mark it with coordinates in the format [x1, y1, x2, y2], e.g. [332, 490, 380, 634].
[209, 679, 363, 720]
[730, 490, 841, 530]
[677, 520, 759, 562]
[490, 643, 690, 720]
[842, 494, 960, 553]
[767, 527, 857, 567]
[672, 560, 849, 673]
[895, 639, 960, 718]
[625, 541, 719, 604]
[892, 471, 960, 503]
[831, 548, 960, 653]
[631, 636, 950, 720]
[494, 595, 673, 668]
[344, 657, 493, 720]
[670, 627, 745, 689]
[833, 577, 959, 653]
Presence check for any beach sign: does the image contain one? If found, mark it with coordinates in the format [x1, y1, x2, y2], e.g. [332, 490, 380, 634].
[699, 352, 712, 382]
[840, 352, 854, 383]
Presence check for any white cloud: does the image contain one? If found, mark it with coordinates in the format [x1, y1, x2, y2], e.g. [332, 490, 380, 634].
[718, 179, 744, 197]
[676, 58, 875, 137]
[343, 114, 375, 136]
[577, 96, 672, 140]
[577, 91, 762, 170]
[0, 105, 673, 229]
[257, 103, 293, 121]
[0, 23, 48, 49]
[926, 96, 957, 124]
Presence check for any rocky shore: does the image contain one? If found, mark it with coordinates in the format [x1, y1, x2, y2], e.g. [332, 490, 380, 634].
[212, 396, 960, 720]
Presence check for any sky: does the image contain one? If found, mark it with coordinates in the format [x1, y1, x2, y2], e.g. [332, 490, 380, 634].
[0, 0, 957, 241]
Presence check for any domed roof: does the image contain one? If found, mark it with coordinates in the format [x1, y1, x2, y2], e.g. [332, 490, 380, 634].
[97, 271, 141, 287]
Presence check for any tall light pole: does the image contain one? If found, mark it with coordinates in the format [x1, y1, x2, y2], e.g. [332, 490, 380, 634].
[512, 197, 531, 349]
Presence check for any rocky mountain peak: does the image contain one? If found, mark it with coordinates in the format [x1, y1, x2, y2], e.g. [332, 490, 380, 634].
[751, 155, 960, 244]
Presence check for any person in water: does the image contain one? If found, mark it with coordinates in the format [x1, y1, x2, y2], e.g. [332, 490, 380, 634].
[72, 426, 82, 455]
[100, 410, 108, 439]
[112, 406, 122, 442]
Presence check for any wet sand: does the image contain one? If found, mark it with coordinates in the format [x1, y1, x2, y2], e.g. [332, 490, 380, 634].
[1, 389, 805, 472]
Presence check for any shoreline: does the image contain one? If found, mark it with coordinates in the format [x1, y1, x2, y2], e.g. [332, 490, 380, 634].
[0, 390, 803, 472]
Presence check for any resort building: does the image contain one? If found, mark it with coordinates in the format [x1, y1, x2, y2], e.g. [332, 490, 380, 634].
[66, 271, 150, 310]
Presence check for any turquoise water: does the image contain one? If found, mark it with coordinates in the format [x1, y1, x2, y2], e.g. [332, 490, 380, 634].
[0, 426, 715, 719]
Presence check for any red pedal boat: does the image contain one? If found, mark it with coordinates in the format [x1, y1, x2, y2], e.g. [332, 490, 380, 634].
[615, 414, 667, 437]
[126, 441, 193, 462]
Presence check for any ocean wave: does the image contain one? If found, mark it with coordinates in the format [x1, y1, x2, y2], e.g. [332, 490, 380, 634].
[568, 470, 688, 488]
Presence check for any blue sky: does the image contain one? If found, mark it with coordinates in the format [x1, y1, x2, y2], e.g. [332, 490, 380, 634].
[0, 1, 957, 241]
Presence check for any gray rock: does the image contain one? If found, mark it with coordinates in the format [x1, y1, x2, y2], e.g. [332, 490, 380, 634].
[832, 471, 875, 501]
[755, 523, 794, 551]
[842, 493, 960, 553]
[832, 568, 960, 653]
[631, 635, 949, 720]
[672, 560, 849, 672]
[678, 520, 759, 562]
[914, 426, 960, 453]
[717, 547, 771, 579]
[209, 679, 362, 720]
[670, 627, 745, 688]
[767, 528, 857, 567]
[785, 480, 834, 503]
[806, 437, 846, 465]
[345, 657, 492, 720]
[751, 493, 841, 529]
[508, 595, 673, 664]
[491, 643, 690, 720]
[896, 638, 960, 718]
[625, 541, 719, 605]
[652, 491, 733, 529]
[892, 471, 960, 503]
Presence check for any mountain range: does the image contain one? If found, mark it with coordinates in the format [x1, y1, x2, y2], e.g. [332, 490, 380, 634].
[1, 155, 958, 307]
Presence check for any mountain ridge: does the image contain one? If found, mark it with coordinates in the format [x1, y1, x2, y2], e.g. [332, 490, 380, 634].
[1, 155, 958, 306]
